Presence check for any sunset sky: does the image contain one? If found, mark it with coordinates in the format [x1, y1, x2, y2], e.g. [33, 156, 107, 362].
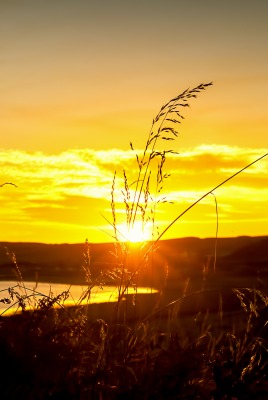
[0, 0, 267, 243]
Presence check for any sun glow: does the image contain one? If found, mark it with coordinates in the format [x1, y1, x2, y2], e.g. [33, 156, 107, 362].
[118, 222, 152, 243]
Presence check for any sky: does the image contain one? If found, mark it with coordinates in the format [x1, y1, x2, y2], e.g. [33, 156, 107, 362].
[0, 0, 267, 243]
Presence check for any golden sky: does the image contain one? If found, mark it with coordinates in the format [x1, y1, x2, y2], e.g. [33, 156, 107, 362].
[0, 0, 268, 243]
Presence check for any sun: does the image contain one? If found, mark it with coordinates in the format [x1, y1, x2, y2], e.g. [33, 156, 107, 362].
[119, 222, 151, 243]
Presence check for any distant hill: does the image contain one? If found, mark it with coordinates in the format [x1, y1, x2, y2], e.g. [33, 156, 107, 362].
[0, 242, 112, 284]
[0, 237, 267, 290]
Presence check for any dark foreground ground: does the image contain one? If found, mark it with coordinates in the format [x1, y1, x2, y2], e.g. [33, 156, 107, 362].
[0, 236, 267, 399]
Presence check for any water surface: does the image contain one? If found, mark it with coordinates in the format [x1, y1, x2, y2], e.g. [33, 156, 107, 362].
[0, 280, 157, 316]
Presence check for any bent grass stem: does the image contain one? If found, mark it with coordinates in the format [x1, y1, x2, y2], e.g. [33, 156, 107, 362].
[117, 151, 268, 303]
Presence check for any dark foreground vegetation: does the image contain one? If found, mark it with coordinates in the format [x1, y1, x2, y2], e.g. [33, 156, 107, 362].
[0, 237, 268, 399]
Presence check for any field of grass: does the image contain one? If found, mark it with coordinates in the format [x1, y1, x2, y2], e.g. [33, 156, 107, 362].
[0, 83, 267, 399]
[0, 242, 267, 399]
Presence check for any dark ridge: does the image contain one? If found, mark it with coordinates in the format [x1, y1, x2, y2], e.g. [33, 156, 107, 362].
[0, 236, 267, 288]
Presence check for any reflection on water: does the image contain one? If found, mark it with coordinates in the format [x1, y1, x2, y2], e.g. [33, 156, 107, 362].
[0, 281, 157, 316]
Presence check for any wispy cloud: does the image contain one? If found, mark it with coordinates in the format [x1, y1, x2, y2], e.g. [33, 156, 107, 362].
[0, 144, 267, 242]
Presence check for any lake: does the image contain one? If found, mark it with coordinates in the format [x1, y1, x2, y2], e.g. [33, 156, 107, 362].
[0, 280, 157, 316]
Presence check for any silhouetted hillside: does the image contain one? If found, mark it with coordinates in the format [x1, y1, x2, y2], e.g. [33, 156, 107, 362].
[0, 237, 267, 289]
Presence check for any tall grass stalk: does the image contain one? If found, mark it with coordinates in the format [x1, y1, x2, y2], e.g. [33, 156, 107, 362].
[110, 83, 214, 314]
